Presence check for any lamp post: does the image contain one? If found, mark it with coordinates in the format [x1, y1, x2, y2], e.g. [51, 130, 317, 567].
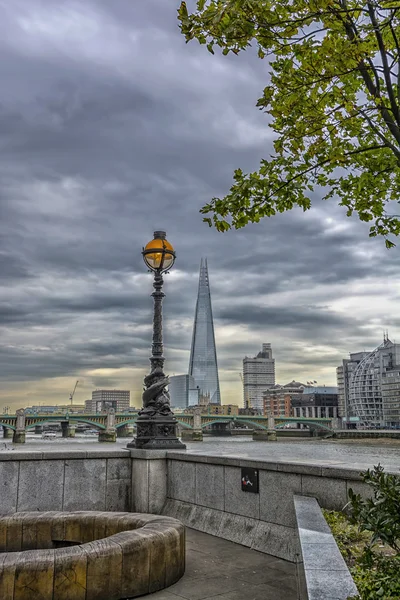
[128, 231, 186, 450]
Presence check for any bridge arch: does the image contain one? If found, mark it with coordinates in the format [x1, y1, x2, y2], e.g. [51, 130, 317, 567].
[200, 418, 269, 431]
[25, 418, 106, 431]
[176, 420, 193, 430]
[115, 420, 137, 429]
[67, 418, 106, 430]
[0, 421, 16, 431]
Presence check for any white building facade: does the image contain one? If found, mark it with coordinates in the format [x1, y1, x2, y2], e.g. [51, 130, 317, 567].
[340, 336, 400, 428]
[243, 343, 275, 411]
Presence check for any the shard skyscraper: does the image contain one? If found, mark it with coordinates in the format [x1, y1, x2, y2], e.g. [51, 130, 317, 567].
[189, 258, 221, 405]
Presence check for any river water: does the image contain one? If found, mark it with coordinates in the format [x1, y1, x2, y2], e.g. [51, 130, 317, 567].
[2, 433, 399, 473]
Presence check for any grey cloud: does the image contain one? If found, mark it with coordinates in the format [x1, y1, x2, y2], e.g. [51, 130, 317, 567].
[0, 0, 398, 407]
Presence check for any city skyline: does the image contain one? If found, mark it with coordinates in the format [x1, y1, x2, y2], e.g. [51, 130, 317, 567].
[0, 1, 399, 411]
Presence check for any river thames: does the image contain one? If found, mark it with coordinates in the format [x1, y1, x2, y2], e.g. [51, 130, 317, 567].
[3, 433, 399, 473]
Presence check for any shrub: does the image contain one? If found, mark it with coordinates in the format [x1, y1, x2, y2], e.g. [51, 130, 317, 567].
[324, 465, 400, 600]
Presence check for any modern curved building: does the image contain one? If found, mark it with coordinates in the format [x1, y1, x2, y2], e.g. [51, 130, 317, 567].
[348, 336, 400, 427]
[188, 258, 221, 405]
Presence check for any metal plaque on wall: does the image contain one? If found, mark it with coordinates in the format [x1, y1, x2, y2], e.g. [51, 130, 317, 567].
[241, 467, 259, 493]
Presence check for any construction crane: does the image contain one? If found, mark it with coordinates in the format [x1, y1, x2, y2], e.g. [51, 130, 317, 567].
[69, 380, 79, 406]
[239, 373, 250, 410]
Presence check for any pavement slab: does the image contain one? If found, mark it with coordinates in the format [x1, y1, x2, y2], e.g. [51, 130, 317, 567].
[145, 528, 298, 600]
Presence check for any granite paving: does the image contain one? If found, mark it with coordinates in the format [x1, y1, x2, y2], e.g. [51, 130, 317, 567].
[143, 528, 298, 600]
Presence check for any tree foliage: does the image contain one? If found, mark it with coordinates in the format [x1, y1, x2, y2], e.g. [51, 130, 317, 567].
[348, 464, 400, 553]
[178, 0, 400, 246]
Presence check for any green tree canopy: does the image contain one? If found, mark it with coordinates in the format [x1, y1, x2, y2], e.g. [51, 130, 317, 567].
[178, 0, 400, 246]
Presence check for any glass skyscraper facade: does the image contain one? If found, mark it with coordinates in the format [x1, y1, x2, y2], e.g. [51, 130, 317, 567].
[188, 258, 221, 405]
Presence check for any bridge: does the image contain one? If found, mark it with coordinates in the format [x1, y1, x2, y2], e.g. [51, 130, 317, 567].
[0, 410, 335, 443]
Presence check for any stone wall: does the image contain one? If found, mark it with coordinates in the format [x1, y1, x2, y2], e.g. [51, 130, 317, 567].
[0, 449, 131, 514]
[0, 446, 377, 565]
[162, 452, 373, 562]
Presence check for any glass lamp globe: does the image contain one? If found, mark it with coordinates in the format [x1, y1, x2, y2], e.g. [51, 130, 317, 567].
[142, 231, 176, 273]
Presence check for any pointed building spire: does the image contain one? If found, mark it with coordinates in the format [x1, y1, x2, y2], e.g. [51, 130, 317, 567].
[189, 258, 221, 405]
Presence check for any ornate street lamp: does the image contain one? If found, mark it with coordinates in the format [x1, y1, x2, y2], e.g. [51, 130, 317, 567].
[128, 231, 186, 449]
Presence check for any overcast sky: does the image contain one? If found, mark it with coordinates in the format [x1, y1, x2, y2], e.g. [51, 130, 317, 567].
[0, 0, 398, 411]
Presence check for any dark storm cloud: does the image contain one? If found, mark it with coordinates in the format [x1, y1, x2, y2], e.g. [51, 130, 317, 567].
[0, 0, 398, 406]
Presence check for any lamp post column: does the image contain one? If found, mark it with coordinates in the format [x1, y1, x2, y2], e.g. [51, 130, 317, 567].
[128, 232, 185, 450]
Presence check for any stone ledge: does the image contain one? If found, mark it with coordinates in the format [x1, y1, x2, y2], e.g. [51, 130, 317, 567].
[0, 449, 130, 461]
[294, 495, 358, 600]
[165, 452, 384, 480]
[130, 449, 169, 460]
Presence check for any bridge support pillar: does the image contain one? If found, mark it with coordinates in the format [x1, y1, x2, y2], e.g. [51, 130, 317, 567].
[13, 409, 26, 443]
[3, 427, 13, 439]
[252, 430, 277, 441]
[181, 407, 203, 441]
[99, 408, 116, 442]
[181, 429, 203, 441]
[34, 425, 43, 435]
[61, 422, 75, 438]
[117, 425, 134, 437]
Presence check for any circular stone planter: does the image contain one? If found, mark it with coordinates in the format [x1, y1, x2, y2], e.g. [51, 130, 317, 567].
[0, 511, 185, 600]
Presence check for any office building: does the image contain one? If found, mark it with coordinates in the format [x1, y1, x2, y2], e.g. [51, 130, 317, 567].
[168, 374, 197, 410]
[243, 343, 275, 411]
[348, 336, 400, 427]
[291, 386, 338, 418]
[381, 369, 400, 427]
[263, 381, 305, 417]
[336, 352, 368, 421]
[189, 258, 221, 404]
[85, 389, 130, 413]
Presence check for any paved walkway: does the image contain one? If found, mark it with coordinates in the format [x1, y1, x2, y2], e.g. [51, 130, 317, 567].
[145, 528, 298, 600]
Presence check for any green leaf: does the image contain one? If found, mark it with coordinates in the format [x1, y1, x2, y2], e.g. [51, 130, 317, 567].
[178, 0, 400, 246]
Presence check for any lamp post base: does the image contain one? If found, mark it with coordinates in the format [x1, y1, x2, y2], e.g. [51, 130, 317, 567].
[127, 416, 186, 450]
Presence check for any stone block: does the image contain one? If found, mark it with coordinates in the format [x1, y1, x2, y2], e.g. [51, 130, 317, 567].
[252, 521, 300, 563]
[301, 475, 347, 511]
[53, 546, 87, 600]
[113, 530, 152, 598]
[14, 549, 54, 600]
[148, 458, 168, 513]
[304, 568, 358, 599]
[346, 480, 373, 503]
[259, 471, 301, 527]
[218, 513, 258, 547]
[224, 466, 260, 519]
[0, 553, 17, 600]
[0, 461, 19, 515]
[195, 463, 224, 511]
[294, 496, 333, 545]
[63, 459, 106, 511]
[131, 459, 149, 513]
[300, 542, 347, 571]
[83, 538, 122, 600]
[6, 515, 23, 551]
[18, 460, 64, 512]
[185, 505, 219, 534]
[106, 458, 131, 512]
[167, 460, 196, 503]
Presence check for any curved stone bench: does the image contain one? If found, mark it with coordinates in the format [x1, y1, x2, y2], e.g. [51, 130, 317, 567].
[0, 511, 185, 600]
